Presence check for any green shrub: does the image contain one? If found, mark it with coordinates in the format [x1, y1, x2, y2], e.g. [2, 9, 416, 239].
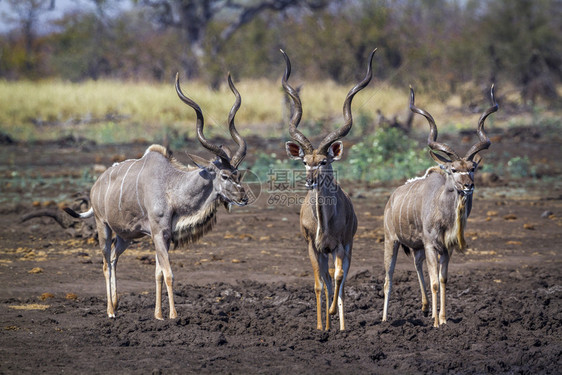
[247, 152, 300, 185]
[339, 127, 433, 182]
[482, 155, 538, 179]
[507, 156, 536, 178]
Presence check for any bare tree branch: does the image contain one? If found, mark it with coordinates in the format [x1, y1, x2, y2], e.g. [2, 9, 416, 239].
[136, 0, 329, 81]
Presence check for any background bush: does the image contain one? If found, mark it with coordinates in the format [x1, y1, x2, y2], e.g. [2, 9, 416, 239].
[340, 127, 433, 182]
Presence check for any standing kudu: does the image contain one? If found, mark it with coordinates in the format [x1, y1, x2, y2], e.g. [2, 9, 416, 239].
[282, 49, 376, 330]
[382, 85, 498, 327]
[65, 73, 248, 319]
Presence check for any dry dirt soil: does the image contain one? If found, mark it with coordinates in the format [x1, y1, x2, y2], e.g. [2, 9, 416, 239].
[0, 126, 561, 374]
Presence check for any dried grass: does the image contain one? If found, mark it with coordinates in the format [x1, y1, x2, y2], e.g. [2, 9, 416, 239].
[1, 79, 556, 144]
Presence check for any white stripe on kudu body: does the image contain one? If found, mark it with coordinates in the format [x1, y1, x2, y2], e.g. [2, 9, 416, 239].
[382, 85, 498, 328]
[118, 159, 139, 211]
[135, 155, 149, 216]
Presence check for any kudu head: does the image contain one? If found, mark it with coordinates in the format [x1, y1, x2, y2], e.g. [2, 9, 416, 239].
[410, 85, 498, 196]
[175, 73, 248, 206]
[282, 49, 376, 190]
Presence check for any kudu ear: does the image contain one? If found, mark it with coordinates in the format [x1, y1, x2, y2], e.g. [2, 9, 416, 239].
[328, 141, 343, 161]
[286, 141, 305, 160]
[187, 153, 211, 169]
[429, 150, 452, 165]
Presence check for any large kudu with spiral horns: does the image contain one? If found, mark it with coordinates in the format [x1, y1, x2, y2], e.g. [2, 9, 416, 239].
[282, 49, 376, 330]
[65, 73, 249, 319]
[382, 85, 498, 327]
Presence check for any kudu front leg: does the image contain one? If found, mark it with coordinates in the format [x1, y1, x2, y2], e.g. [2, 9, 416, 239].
[308, 243, 331, 330]
[439, 252, 450, 325]
[153, 231, 177, 320]
[329, 243, 351, 331]
[425, 245, 440, 327]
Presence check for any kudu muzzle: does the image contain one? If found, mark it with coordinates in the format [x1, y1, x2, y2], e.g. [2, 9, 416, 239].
[221, 183, 249, 206]
[304, 167, 336, 190]
[454, 172, 475, 196]
[305, 167, 320, 190]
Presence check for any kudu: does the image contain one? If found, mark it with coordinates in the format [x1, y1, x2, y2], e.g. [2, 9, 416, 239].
[282, 49, 376, 330]
[65, 73, 249, 319]
[382, 85, 498, 327]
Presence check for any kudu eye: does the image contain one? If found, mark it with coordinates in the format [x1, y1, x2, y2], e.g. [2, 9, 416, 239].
[451, 168, 457, 173]
[320, 160, 327, 165]
[221, 174, 229, 181]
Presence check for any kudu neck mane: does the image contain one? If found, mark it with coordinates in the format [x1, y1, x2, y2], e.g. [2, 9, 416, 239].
[443, 172, 470, 254]
[146, 144, 198, 172]
[172, 199, 218, 248]
[406, 165, 442, 184]
[449, 194, 468, 253]
[169, 175, 220, 249]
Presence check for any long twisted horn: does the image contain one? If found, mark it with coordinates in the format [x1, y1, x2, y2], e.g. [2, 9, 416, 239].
[409, 86, 460, 161]
[280, 49, 314, 154]
[226, 73, 247, 168]
[465, 84, 498, 160]
[318, 48, 377, 155]
[175, 73, 231, 165]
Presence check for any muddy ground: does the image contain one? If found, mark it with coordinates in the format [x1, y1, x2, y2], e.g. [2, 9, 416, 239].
[0, 125, 561, 374]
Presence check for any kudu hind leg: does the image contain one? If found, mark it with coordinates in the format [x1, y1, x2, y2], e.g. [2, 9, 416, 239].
[413, 248, 429, 317]
[109, 236, 130, 312]
[319, 254, 332, 330]
[382, 240, 400, 322]
[154, 256, 164, 320]
[424, 245, 440, 327]
[98, 223, 116, 318]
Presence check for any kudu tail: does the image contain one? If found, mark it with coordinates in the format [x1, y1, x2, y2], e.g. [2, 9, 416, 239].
[64, 207, 94, 219]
